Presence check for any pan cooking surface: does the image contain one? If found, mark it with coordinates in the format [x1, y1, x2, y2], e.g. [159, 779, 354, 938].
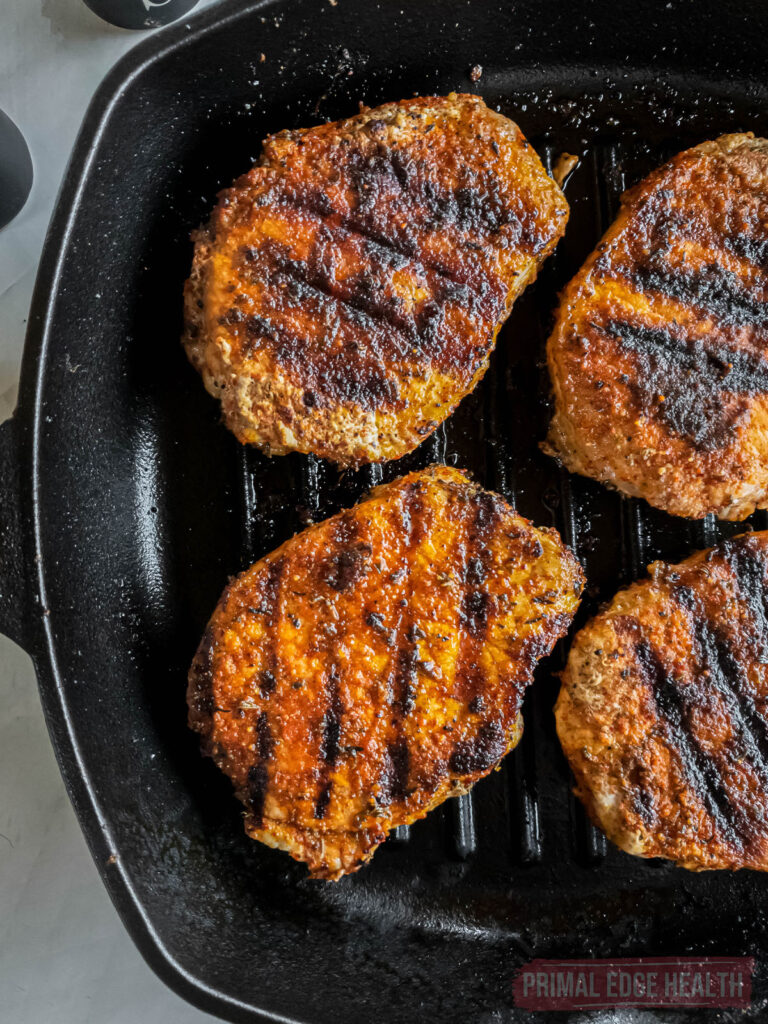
[20, 0, 768, 1020]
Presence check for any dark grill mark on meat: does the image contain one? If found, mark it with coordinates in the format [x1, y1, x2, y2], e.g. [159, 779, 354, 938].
[628, 762, 657, 827]
[247, 711, 274, 827]
[243, 240, 418, 353]
[314, 519, 361, 818]
[319, 667, 343, 766]
[258, 669, 277, 697]
[633, 638, 744, 848]
[378, 483, 427, 805]
[671, 583, 768, 796]
[394, 645, 418, 715]
[716, 537, 768, 766]
[455, 492, 501, 702]
[261, 560, 286, 611]
[242, 307, 402, 412]
[345, 145, 529, 241]
[242, 235, 492, 349]
[378, 740, 410, 806]
[314, 782, 332, 821]
[390, 484, 424, 718]
[602, 319, 767, 449]
[286, 186, 462, 286]
[724, 536, 768, 663]
[237, 210, 503, 395]
[629, 260, 768, 329]
[461, 590, 490, 638]
[724, 234, 768, 271]
[448, 720, 507, 774]
[314, 666, 344, 820]
[324, 543, 372, 592]
[244, 314, 281, 344]
[322, 512, 372, 592]
[247, 556, 284, 826]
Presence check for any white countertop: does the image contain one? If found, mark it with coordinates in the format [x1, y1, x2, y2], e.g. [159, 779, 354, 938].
[1, 2, 219, 1021]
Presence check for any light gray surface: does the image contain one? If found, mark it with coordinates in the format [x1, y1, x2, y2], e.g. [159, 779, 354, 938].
[0, 2, 219, 1021]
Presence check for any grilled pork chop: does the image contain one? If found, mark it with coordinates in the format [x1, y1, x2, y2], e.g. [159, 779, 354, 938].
[546, 134, 768, 520]
[183, 94, 568, 467]
[557, 531, 768, 871]
[189, 465, 583, 879]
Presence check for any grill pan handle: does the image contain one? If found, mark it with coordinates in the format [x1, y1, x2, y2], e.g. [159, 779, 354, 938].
[0, 414, 34, 652]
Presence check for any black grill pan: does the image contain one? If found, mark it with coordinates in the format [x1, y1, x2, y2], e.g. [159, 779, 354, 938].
[4, 1, 768, 1020]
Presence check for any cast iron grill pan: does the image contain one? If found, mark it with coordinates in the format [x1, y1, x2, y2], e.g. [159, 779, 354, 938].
[4, 1, 768, 1021]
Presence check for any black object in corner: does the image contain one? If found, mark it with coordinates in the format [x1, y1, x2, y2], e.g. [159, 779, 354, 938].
[0, 110, 32, 229]
[82, 0, 199, 30]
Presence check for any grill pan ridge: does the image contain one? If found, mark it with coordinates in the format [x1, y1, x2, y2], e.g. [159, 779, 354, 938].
[3, 0, 768, 1020]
